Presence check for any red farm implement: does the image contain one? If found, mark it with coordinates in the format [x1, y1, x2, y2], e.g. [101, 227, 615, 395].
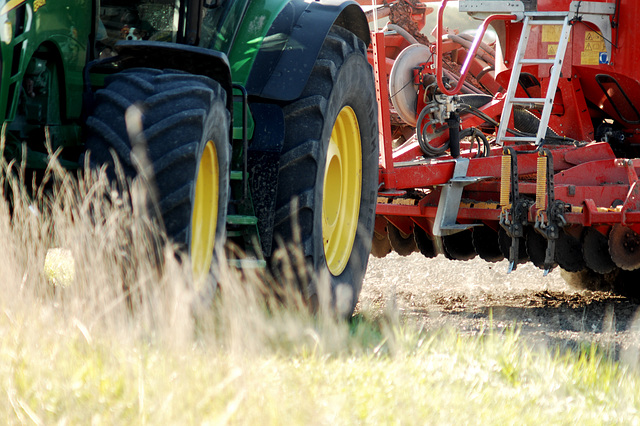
[367, 0, 640, 288]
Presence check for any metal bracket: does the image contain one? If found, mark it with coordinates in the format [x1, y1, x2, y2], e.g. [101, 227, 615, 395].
[459, 1, 525, 21]
[616, 158, 640, 226]
[499, 147, 532, 272]
[432, 158, 489, 236]
[533, 148, 566, 275]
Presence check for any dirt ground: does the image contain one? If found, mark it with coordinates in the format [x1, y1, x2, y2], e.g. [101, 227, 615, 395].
[358, 253, 640, 359]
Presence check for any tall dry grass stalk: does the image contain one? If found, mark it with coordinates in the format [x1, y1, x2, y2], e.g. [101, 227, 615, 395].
[0, 151, 355, 358]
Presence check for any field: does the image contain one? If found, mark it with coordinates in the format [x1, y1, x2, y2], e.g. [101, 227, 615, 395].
[1, 164, 640, 424]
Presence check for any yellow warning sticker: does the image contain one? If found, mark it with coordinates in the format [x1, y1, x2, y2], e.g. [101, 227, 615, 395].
[584, 31, 606, 51]
[542, 26, 562, 43]
[581, 51, 600, 65]
[581, 31, 607, 65]
[547, 44, 558, 56]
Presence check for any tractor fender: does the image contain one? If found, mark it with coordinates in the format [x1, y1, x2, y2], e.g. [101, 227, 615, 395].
[246, 0, 369, 101]
[91, 41, 233, 115]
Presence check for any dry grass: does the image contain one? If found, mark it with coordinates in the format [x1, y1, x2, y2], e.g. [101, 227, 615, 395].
[0, 159, 640, 424]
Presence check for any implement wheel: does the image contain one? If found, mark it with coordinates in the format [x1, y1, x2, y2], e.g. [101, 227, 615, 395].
[272, 26, 378, 317]
[85, 69, 230, 284]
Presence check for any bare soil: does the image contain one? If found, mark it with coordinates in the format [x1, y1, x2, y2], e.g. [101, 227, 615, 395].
[358, 253, 640, 358]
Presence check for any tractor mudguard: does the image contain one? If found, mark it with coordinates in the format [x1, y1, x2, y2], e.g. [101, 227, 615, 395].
[90, 41, 233, 114]
[245, 0, 369, 101]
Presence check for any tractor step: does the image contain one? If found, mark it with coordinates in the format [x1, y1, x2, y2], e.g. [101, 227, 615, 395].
[230, 170, 245, 180]
[227, 214, 258, 226]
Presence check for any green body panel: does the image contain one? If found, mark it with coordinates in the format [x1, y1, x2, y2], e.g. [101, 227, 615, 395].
[206, 0, 292, 140]
[0, 0, 91, 122]
[223, 0, 290, 86]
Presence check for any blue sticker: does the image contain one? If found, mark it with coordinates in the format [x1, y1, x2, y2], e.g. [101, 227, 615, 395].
[599, 52, 609, 64]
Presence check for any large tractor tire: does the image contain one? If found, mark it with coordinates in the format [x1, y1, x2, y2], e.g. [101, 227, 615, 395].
[85, 68, 230, 284]
[272, 26, 378, 317]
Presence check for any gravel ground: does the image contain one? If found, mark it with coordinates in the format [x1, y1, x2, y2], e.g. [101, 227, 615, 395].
[358, 253, 640, 358]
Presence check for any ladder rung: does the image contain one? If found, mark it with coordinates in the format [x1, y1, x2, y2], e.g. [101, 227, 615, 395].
[510, 97, 547, 105]
[520, 58, 555, 64]
[526, 11, 569, 18]
[501, 136, 538, 142]
[527, 20, 566, 26]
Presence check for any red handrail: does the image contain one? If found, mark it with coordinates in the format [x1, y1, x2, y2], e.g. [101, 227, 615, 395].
[436, 0, 516, 96]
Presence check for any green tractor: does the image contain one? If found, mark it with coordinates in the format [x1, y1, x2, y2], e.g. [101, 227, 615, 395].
[0, 0, 378, 316]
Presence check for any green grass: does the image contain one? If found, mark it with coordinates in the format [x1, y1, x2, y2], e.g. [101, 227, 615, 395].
[1, 162, 640, 424]
[3, 310, 640, 424]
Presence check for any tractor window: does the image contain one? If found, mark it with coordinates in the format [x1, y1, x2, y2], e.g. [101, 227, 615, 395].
[98, 1, 180, 56]
[199, 0, 249, 53]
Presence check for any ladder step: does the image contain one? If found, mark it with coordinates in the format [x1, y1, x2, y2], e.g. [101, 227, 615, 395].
[520, 58, 555, 64]
[510, 97, 547, 105]
[501, 136, 538, 142]
[527, 19, 566, 26]
[526, 11, 568, 18]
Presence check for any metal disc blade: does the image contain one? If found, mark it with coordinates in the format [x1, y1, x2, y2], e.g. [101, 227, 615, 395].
[555, 230, 586, 272]
[472, 225, 504, 262]
[442, 229, 477, 261]
[388, 224, 416, 256]
[582, 227, 616, 274]
[414, 226, 436, 258]
[609, 224, 640, 271]
[525, 227, 555, 270]
[371, 231, 392, 258]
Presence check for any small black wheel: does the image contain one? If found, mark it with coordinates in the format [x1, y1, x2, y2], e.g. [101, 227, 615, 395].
[271, 26, 378, 316]
[85, 68, 230, 284]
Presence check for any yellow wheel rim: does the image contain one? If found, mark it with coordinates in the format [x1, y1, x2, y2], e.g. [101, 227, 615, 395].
[322, 106, 362, 276]
[191, 140, 219, 281]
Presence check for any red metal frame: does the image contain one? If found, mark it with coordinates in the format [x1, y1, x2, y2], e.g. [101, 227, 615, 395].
[372, 0, 640, 266]
[435, 1, 516, 96]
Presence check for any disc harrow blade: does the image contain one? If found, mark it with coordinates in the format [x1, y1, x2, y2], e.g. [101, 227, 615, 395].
[582, 227, 616, 274]
[371, 231, 392, 258]
[442, 229, 476, 261]
[388, 224, 417, 256]
[609, 224, 640, 271]
[472, 225, 504, 262]
[526, 227, 556, 270]
[555, 230, 586, 272]
[414, 225, 437, 258]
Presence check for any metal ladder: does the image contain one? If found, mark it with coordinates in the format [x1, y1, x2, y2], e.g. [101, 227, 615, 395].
[496, 12, 572, 146]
